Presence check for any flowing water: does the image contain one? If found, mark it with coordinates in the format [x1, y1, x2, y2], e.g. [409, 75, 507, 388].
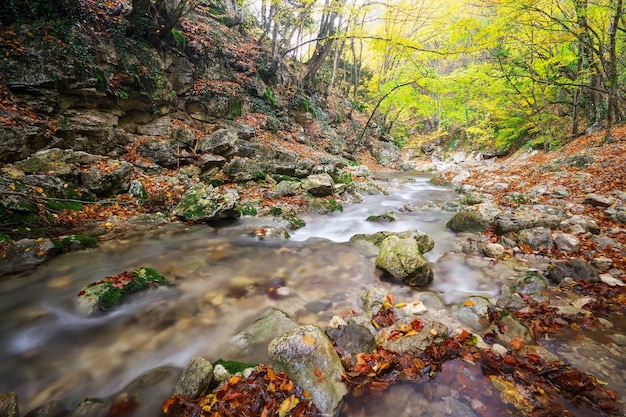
[0, 172, 624, 416]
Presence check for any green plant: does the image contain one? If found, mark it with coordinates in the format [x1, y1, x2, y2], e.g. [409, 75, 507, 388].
[264, 87, 276, 106]
[269, 207, 283, 216]
[324, 198, 343, 213]
[171, 28, 187, 51]
[238, 204, 257, 216]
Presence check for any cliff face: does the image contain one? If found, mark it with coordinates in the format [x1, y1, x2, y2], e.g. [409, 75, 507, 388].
[0, 1, 404, 256]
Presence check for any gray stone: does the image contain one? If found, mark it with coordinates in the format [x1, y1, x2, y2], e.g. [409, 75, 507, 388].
[506, 273, 550, 304]
[359, 287, 389, 318]
[137, 138, 177, 168]
[560, 215, 600, 234]
[0, 238, 59, 276]
[488, 312, 535, 350]
[446, 208, 491, 233]
[375, 236, 433, 287]
[268, 325, 348, 417]
[583, 193, 616, 208]
[229, 308, 298, 361]
[302, 173, 334, 197]
[196, 154, 227, 171]
[456, 296, 491, 331]
[199, 129, 238, 156]
[516, 227, 553, 250]
[553, 232, 581, 253]
[173, 357, 213, 398]
[378, 319, 448, 354]
[483, 243, 505, 258]
[494, 211, 562, 235]
[325, 317, 377, 356]
[547, 260, 600, 284]
[275, 180, 302, 197]
[173, 183, 240, 222]
[592, 257, 614, 271]
[14, 148, 100, 176]
[79, 160, 133, 196]
[349, 230, 434, 254]
[0, 124, 50, 163]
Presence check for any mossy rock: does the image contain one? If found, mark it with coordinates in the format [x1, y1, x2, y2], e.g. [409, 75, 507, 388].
[52, 235, 97, 252]
[77, 267, 171, 315]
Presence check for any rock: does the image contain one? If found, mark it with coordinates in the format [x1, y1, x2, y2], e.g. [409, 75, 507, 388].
[229, 308, 298, 362]
[54, 111, 131, 157]
[0, 123, 50, 163]
[349, 230, 434, 254]
[23, 400, 67, 417]
[366, 211, 396, 223]
[137, 138, 177, 168]
[483, 243, 505, 259]
[494, 211, 562, 235]
[173, 357, 213, 398]
[503, 273, 550, 304]
[378, 319, 448, 354]
[196, 154, 227, 172]
[275, 180, 302, 197]
[560, 215, 600, 234]
[76, 267, 171, 315]
[325, 316, 376, 356]
[583, 193, 616, 208]
[516, 227, 553, 250]
[488, 312, 535, 350]
[223, 120, 256, 140]
[592, 257, 614, 271]
[302, 173, 334, 197]
[0, 392, 18, 417]
[547, 260, 600, 284]
[14, 148, 100, 176]
[456, 296, 491, 331]
[375, 236, 433, 287]
[67, 398, 107, 417]
[199, 128, 238, 156]
[372, 141, 402, 166]
[79, 160, 133, 196]
[0, 238, 59, 276]
[553, 232, 580, 253]
[222, 156, 263, 182]
[359, 287, 389, 318]
[112, 366, 180, 417]
[173, 183, 240, 222]
[446, 208, 491, 233]
[268, 325, 348, 417]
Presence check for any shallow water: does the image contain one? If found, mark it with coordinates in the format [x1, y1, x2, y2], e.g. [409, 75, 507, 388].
[0, 172, 624, 416]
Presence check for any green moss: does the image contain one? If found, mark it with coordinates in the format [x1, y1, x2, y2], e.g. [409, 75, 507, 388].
[238, 204, 257, 216]
[269, 207, 283, 216]
[78, 267, 171, 312]
[52, 235, 97, 252]
[45, 199, 83, 212]
[213, 359, 257, 374]
[366, 212, 396, 223]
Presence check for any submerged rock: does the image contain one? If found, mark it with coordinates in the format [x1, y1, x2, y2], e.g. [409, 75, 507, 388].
[446, 208, 491, 233]
[76, 267, 171, 315]
[173, 357, 213, 398]
[0, 238, 58, 276]
[268, 325, 348, 417]
[0, 392, 18, 417]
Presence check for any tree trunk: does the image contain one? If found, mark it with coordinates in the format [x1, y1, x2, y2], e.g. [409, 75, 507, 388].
[605, 0, 622, 142]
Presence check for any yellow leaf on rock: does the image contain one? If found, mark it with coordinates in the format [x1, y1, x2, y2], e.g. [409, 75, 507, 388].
[278, 395, 300, 417]
[430, 329, 438, 336]
[464, 300, 475, 307]
[302, 335, 315, 345]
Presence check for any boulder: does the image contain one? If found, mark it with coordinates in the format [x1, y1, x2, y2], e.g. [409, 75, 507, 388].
[0, 238, 59, 276]
[446, 208, 491, 233]
[456, 296, 491, 331]
[137, 138, 178, 168]
[268, 325, 348, 417]
[196, 153, 227, 172]
[76, 267, 171, 315]
[547, 260, 600, 284]
[79, 160, 133, 196]
[349, 230, 434, 254]
[375, 236, 433, 287]
[583, 193, 616, 208]
[516, 227, 553, 250]
[483, 243, 505, 259]
[326, 316, 377, 356]
[302, 173, 334, 197]
[14, 148, 100, 176]
[229, 308, 298, 362]
[560, 215, 600, 234]
[359, 287, 390, 318]
[199, 128, 238, 156]
[488, 312, 535, 350]
[494, 211, 562, 235]
[553, 232, 581, 253]
[173, 183, 240, 222]
[173, 357, 213, 398]
[275, 180, 302, 197]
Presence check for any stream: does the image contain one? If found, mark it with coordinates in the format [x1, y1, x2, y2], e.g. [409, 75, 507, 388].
[1, 172, 625, 416]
